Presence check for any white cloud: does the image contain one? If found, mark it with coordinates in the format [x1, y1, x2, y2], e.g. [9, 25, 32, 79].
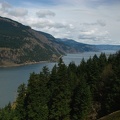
[97, 20, 106, 26]
[0, 1, 28, 17]
[0, 1, 11, 16]
[81, 19, 106, 27]
[9, 8, 28, 17]
[0, 0, 120, 45]
[0, 1, 11, 11]
[30, 19, 74, 31]
[78, 28, 111, 44]
[36, 10, 55, 18]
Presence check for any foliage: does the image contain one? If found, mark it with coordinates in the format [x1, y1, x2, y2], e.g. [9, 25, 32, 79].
[98, 110, 120, 120]
[0, 51, 120, 120]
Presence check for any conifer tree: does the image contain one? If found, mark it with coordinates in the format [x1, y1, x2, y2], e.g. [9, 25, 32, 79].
[49, 59, 71, 120]
[27, 71, 49, 120]
[71, 78, 92, 120]
[15, 83, 27, 120]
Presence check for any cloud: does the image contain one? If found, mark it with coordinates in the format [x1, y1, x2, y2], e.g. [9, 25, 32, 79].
[84, 0, 120, 8]
[8, 8, 28, 17]
[82, 19, 106, 27]
[78, 29, 111, 44]
[28, 18, 74, 30]
[97, 20, 106, 26]
[0, 0, 120, 45]
[0, 1, 11, 12]
[36, 10, 55, 18]
[0, 1, 28, 17]
[116, 17, 120, 22]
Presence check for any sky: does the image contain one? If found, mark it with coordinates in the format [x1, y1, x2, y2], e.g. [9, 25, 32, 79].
[0, 0, 120, 45]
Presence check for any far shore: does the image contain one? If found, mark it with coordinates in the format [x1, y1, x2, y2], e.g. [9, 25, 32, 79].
[0, 55, 64, 68]
[0, 61, 51, 68]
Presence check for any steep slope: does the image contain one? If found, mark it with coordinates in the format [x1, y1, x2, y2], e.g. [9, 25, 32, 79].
[0, 16, 64, 66]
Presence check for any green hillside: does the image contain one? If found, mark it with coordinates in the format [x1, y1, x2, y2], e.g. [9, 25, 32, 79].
[0, 16, 98, 67]
[0, 16, 64, 66]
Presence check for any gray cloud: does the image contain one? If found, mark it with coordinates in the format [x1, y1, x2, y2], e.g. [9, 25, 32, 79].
[36, 10, 55, 18]
[78, 29, 110, 44]
[97, 20, 106, 26]
[0, 1, 11, 12]
[82, 19, 106, 27]
[9, 8, 28, 17]
[0, 1, 28, 17]
[117, 17, 120, 22]
[31, 20, 53, 28]
[31, 19, 73, 30]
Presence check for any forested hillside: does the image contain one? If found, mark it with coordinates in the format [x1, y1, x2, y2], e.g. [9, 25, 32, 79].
[0, 16, 98, 67]
[56, 38, 98, 53]
[0, 51, 120, 120]
[0, 16, 65, 66]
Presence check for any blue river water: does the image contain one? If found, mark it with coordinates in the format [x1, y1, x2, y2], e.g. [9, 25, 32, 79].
[0, 50, 117, 107]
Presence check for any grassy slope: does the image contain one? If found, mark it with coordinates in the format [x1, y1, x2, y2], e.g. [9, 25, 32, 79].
[98, 110, 120, 120]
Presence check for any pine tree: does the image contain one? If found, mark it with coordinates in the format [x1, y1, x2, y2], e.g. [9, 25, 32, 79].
[15, 83, 27, 120]
[71, 78, 92, 120]
[49, 59, 71, 120]
[27, 71, 49, 120]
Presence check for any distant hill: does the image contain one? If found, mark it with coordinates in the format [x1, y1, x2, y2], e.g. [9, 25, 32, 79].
[95, 45, 120, 51]
[56, 38, 98, 53]
[57, 38, 120, 52]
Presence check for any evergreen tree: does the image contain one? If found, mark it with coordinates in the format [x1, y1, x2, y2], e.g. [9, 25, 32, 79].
[27, 70, 49, 120]
[49, 59, 71, 120]
[71, 78, 92, 120]
[0, 103, 17, 120]
[15, 83, 27, 120]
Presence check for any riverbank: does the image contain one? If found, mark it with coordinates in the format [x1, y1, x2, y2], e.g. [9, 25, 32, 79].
[0, 61, 49, 68]
[0, 54, 64, 68]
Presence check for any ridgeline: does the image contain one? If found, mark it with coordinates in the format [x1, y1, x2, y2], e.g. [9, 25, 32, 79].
[0, 16, 98, 67]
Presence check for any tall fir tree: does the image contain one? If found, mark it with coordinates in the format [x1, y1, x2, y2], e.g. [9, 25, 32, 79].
[49, 59, 71, 120]
[15, 83, 27, 120]
[71, 78, 92, 120]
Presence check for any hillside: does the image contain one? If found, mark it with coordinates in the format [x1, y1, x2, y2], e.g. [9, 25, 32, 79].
[0, 16, 99, 67]
[0, 16, 66, 66]
[56, 38, 98, 53]
[1, 16, 119, 67]
[57, 38, 120, 52]
[98, 110, 120, 120]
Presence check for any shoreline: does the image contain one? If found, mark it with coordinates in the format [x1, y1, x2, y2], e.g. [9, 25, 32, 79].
[0, 61, 50, 68]
[0, 55, 64, 68]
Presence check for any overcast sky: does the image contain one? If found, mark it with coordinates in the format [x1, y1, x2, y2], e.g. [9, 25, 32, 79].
[0, 0, 120, 45]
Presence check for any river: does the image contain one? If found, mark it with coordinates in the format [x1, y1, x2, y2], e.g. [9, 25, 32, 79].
[0, 50, 117, 108]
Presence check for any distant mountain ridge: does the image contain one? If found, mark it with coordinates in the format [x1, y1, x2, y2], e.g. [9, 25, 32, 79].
[56, 38, 120, 52]
[0, 16, 98, 66]
[56, 38, 98, 52]
[95, 45, 120, 51]
[0, 16, 120, 66]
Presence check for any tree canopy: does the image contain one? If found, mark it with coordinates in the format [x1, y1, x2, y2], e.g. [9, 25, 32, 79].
[0, 51, 120, 120]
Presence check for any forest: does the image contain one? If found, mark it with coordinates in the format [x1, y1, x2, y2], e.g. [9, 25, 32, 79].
[0, 51, 120, 120]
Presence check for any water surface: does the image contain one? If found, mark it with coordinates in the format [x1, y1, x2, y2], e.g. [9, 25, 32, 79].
[0, 50, 116, 107]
